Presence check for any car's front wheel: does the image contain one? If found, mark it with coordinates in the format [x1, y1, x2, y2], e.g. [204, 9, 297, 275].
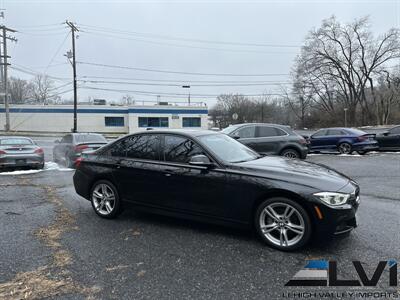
[255, 197, 312, 251]
[90, 180, 123, 219]
[281, 148, 300, 159]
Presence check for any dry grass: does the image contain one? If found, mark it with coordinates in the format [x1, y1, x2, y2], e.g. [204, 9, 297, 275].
[0, 184, 100, 299]
[0, 266, 78, 300]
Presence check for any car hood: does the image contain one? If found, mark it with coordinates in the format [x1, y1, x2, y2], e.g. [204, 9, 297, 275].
[231, 156, 350, 191]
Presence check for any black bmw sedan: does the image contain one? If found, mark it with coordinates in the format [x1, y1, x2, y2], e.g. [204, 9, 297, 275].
[73, 130, 360, 251]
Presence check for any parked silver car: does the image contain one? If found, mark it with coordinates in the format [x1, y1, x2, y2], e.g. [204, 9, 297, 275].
[0, 137, 45, 169]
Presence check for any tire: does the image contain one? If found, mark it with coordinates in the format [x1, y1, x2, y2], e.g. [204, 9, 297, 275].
[281, 148, 300, 159]
[65, 155, 74, 168]
[90, 180, 123, 219]
[356, 151, 367, 155]
[255, 197, 312, 251]
[37, 162, 45, 169]
[338, 142, 352, 154]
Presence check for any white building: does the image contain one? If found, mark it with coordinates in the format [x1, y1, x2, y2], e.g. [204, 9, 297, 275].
[0, 104, 208, 134]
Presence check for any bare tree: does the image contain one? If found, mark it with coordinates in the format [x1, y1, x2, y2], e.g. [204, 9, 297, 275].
[8, 77, 34, 104]
[31, 74, 58, 104]
[293, 16, 400, 126]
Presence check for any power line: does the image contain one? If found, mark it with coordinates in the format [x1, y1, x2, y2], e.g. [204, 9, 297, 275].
[80, 30, 297, 55]
[10, 64, 70, 81]
[78, 23, 300, 48]
[77, 61, 290, 77]
[79, 75, 291, 84]
[78, 79, 291, 87]
[81, 85, 285, 98]
[44, 31, 70, 73]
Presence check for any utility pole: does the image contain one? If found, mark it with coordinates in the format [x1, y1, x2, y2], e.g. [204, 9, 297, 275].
[0, 24, 17, 132]
[65, 20, 79, 132]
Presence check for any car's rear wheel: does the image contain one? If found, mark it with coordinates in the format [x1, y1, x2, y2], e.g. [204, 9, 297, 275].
[90, 180, 123, 219]
[338, 142, 352, 154]
[255, 197, 311, 251]
[281, 148, 300, 159]
[356, 150, 367, 155]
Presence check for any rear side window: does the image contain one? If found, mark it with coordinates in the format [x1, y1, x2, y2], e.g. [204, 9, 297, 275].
[327, 129, 347, 136]
[109, 134, 160, 160]
[257, 126, 286, 137]
[235, 126, 255, 138]
[0, 138, 33, 145]
[163, 135, 205, 164]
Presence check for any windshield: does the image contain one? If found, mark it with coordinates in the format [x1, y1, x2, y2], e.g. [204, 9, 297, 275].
[221, 126, 239, 135]
[0, 138, 33, 145]
[75, 134, 107, 143]
[198, 133, 260, 163]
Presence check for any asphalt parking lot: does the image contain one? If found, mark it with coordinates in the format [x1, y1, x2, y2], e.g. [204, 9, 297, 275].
[0, 137, 399, 299]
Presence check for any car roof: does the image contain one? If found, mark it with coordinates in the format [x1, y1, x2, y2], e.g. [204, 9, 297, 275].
[225, 123, 291, 129]
[132, 129, 217, 137]
[0, 136, 33, 140]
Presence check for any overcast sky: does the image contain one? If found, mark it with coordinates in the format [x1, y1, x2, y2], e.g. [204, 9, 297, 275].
[3, 0, 400, 107]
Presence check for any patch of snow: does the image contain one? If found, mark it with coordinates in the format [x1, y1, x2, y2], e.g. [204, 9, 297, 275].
[44, 162, 74, 172]
[0, 169, 42, 176]
[0, 162, 74, 175]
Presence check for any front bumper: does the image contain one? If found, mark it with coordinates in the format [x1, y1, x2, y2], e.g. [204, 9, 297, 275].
[352, 141, 379, 152]
[0, 154, 44, 168]
[309, 182, 360, 237]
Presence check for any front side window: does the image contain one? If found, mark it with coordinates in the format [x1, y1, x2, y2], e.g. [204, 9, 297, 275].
[182, 117, 201, 127]
[312, 130, 326, 137]
[62, 135, 72, 143]
[138, 117, 169, 128]
[163, 135, 205, 163]
[198, 134, 259, 163]
[236, 126, 255, 138]
[390, 126, 400, 135]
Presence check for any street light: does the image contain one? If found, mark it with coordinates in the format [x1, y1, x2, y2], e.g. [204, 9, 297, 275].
[182, 85, 190, 106]
[344, 108, 348, 127]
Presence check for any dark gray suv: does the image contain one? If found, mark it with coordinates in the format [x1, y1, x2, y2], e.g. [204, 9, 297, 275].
[222, 123, 309, 159]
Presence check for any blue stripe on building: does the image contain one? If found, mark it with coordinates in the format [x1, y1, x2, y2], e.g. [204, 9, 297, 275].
[0, 108, 208, 114]
[128, 109, 208, 114]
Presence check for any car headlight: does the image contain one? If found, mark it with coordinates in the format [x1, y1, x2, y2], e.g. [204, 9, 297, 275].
[313, 192, 350, 206]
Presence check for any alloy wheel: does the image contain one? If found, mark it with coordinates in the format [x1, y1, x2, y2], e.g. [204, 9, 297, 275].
[92, 183, 116, 216]
[338, 143, 352, 154]
[282, 149, 299, 159]
[259, 202, 305, 248]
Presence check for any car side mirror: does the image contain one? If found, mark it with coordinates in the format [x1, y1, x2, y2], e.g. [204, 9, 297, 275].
[189, 155, 214, 168]
[231, 132, 240, 140]
[382, 132, 389, 136]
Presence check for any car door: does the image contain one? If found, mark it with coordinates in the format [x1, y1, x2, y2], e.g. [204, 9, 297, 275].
[110, 134, 163, 205]
[157, 134, 229, 218]
[231, 125, 257, 149]
[309, 129, 328, 150]
[380, 127, 400, 149]
[326, 129, 347, 150]
[252, 125, 287, 155]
